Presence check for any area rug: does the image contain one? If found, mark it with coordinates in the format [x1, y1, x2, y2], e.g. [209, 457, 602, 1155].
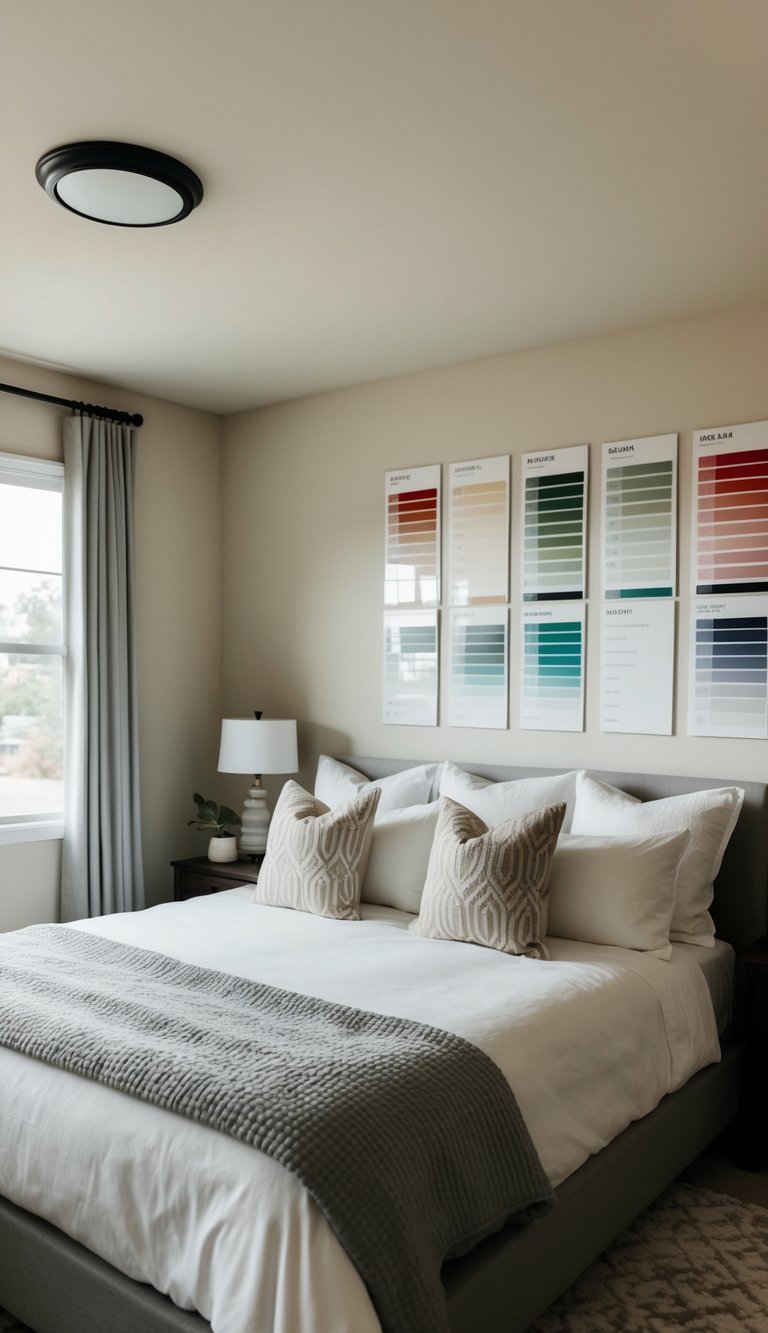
[0, 1182, 766, 1332]
[529, 1181, 768, 1332]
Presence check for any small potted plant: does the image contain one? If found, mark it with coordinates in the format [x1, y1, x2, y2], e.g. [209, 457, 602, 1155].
[188, 793, 242, 863]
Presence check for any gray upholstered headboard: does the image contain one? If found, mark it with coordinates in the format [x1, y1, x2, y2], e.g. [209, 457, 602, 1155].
[341, 758, 768, 952]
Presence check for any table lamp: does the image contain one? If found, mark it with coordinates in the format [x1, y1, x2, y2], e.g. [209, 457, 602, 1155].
[217, 714, 298, 858]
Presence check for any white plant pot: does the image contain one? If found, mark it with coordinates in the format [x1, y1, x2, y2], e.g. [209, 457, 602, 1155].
[207, 835, 238, 863]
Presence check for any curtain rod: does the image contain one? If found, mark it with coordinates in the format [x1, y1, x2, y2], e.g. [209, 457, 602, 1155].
[0, 379, 143, 428]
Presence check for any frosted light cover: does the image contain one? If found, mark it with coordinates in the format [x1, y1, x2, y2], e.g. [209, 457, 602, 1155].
[55, 168, 185, 225]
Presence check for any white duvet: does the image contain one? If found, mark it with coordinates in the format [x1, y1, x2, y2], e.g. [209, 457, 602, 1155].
[0, 889, 720, 1333]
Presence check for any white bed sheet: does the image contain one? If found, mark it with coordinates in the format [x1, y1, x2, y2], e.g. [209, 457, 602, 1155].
[0, 890, 721, 1333]
[678, 936, 735, 1034]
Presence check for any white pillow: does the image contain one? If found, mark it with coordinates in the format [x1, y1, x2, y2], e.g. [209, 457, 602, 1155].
[439, 761, 580, 832]
[315, 756, 439, 815]
[571, 772, 745, 947]
[547, 831, 690, 957]
[361, 802, 440, 914]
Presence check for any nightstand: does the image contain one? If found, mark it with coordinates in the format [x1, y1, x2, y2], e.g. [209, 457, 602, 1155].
[734, 936, 768, 1171]
[170, 855, 262, 902]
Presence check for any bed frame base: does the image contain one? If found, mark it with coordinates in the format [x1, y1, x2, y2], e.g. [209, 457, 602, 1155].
[0, 1198, 205, 1333]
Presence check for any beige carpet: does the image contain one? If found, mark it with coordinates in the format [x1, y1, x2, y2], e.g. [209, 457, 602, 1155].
[1, 1179, 767, 1332]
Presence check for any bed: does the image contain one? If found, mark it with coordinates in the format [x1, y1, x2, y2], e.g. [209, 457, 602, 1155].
[0, 759, 765, 1333]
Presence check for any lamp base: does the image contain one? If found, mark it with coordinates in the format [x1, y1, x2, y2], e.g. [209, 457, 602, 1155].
[238, 781, 270, 857]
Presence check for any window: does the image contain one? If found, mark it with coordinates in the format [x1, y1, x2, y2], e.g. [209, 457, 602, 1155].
[0, 452, 65, 841]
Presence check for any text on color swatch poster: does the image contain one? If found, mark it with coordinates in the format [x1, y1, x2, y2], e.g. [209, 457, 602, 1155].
[601, 434, 677, 600]
[384, 464, 441, 608]
[692, 420, 768, 597]
[521, 444, 588, 602]
[445, 456, 509, 728]
[520, 602, 585, 732]
[689, 422, 768, 739]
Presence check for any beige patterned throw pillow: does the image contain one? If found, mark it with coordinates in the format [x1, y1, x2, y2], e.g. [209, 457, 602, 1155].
[410, 797, 565, 958]
[252, 781, 381, 920]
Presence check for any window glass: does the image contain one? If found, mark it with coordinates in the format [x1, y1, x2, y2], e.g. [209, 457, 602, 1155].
[0, 571, 63, 644]
[0, 654, 64, 816]
[0, 482, 62, 572]
[0, 458, 65, 824]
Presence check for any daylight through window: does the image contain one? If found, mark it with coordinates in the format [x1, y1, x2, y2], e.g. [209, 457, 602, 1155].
[0, 453, 65, 825]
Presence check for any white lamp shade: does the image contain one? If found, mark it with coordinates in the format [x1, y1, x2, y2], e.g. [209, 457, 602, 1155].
[217, 719, 298, 775]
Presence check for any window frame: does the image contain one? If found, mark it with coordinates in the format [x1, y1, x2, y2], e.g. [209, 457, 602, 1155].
[0, 451, 66, 845]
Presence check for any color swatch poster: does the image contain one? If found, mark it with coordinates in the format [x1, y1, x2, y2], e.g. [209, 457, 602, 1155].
[447, 455, 509, 606]
[602, 434, 677, 599]
[521, 445, 588, 601]
[383, 610, 438, 725]
[447, 607, 508, 729]
[384, 465, 440, 607]
[692, 419, 768, 596]
[520, 603, 585, 732]
[599, 600, 675, 735]
[689, 595, 768, 739]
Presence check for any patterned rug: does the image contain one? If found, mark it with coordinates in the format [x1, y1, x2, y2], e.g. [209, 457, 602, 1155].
[529, 1182, 768, 1332]
[0, 1182, 766, 1332]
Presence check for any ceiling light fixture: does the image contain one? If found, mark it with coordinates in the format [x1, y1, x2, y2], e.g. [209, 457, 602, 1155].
[35, 140, 203, 228]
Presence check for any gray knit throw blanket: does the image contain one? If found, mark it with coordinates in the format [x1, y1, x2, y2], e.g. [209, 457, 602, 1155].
[0, 924, 554, 1333]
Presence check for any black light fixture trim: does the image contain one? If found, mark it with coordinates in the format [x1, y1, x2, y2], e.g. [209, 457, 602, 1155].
[35, 140, 204, 227]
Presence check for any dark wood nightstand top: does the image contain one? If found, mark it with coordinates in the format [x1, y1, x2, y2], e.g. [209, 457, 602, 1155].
[170, 855, 262, 901]
[170, 855, 262, 881]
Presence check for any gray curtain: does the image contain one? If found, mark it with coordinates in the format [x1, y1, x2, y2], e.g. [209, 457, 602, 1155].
[61, 413, 144, 920]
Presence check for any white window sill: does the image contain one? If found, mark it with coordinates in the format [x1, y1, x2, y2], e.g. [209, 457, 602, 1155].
[0, 820, 64, 846]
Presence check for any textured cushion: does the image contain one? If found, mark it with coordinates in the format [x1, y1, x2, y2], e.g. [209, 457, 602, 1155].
[571, 773, 745, 947]
[253, 781, 381, 920]
[361, 802, 440, 914]
[315, 756, 439, 814]
[547, 831, 690, 957]
[438, 761, 579, 832]
[410, 798, 565, 959]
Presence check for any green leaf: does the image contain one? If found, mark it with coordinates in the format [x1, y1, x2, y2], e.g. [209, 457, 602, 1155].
[218, 805, 241, 827]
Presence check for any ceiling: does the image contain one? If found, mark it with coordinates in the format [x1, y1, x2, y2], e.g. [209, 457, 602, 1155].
[1, 0, 767, 416]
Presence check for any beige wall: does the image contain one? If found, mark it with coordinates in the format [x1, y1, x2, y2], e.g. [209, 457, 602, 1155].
[3, 302, 767, 930]
[0, 356, 222, 929]
[220, 303, 768, 803]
